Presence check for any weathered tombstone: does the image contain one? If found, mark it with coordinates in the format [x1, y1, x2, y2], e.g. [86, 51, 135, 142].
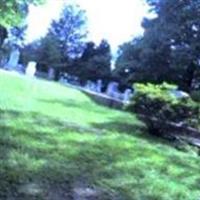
[26, 61, 37, 77]
[59, 76, 64, 83]
[123, 88, 132, 102]
[96, 79, 103, 93]
[48, 67, 55, 80]
[113, 91, 122, 100]
[5, 47, 20, 70]
[85, 80, 96, 91]
[85, 80, 92, 90]
[90, 82, 97, 91]
[106, 82, 119, 97]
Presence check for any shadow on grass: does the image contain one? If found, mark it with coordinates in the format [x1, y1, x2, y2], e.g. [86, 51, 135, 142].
[0, 109, 119, 199]
[1, 109, 200, 200]
[39, 98, 83, 108]
[0, 109, 100, 174]
[0, 109, 88, 199]
[90, 116, 185, 148]
[82, 90, 124, 110]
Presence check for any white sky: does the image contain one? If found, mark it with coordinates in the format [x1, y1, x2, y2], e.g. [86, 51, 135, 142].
[26, 0, 150, 51]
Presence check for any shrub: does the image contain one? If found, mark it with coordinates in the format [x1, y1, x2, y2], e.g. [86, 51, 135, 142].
[127, 83, 200, 136]
[190, 90, 200, 102]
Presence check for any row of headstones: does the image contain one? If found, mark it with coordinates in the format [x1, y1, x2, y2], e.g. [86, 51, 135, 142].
[2, 47, 37, 77]
[3, 49, 188, 102]
[85, 80, 133, 102]
[59, 73, 80, 85]
[59, 74, 133, 102]
[85, 80, 191, 101]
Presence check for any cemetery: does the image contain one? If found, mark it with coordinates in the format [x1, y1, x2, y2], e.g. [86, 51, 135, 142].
[0, 47, 134, 106]
[0, 0, 200, 200]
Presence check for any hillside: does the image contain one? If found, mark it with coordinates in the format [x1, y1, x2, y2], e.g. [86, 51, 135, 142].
[0, 70, 200, 200]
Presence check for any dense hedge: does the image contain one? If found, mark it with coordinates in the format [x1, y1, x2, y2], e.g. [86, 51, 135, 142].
[127, 83, 200, 136]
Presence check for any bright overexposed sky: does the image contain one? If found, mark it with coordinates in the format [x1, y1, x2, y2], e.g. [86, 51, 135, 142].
[26, 0, 150, 52]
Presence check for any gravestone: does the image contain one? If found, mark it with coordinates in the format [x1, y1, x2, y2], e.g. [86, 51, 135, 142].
[90, 82, 97, 91]
[26, 61, 37, 77]
[96, 79, 103, 93]
[85, 80, 96, 92]
[106, 82, 119, 97]
[48, 67, 55, 80]
[85, 80, 92, 90]
[123, 89, 132, 102]
[5, 48, 20, 70]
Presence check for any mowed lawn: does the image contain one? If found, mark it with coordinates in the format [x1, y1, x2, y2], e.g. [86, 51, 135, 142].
[0, 70, 200, 200]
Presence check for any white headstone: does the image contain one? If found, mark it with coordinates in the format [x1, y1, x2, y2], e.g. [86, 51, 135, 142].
[26, 61, 37, 77]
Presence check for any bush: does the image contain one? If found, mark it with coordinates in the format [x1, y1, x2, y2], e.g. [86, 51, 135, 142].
[191, 90, 200, 102]
[127, 83, 200, 135]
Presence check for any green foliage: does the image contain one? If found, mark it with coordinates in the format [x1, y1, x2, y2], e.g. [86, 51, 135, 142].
[48, 4, 87, 59]
[21, 4, 88, 71]
[0, 71, 200, 200]
[133, 82, 178, 102]
[127, 83, 200, 129]
[115, 0, 200, 91]
[37, 35, 62, 66]
[0, 0, 45, 27]
[8, 25, 27, 47]
[72, 40, 112, 83]
[20, 40, 41, 64]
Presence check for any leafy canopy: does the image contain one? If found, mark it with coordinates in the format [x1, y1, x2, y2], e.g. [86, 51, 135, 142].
[115, 0, 200, 91]
[0, 0, 45, 27]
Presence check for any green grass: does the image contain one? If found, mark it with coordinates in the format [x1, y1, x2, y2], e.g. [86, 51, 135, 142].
[0, 70, 200, 200]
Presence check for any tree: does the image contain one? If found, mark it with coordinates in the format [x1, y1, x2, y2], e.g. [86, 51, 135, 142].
[0, 0, 45, 60]
[9, 25, 27, 47]
[146, 0, 200, 91]
[115, 0, 200, 92]
[21, 35, 62, 71]
[0, 0, 45, 27]
[0, 25, 8, 47]
[71, 40, 112, 83]
[114, 38, 144, 86]
[36, 35, 62, 67]
[21, 4, 88, 75]
[92, 39, 112, 80]
[48, 4, 87, 60]
[20, 40, 41, 65]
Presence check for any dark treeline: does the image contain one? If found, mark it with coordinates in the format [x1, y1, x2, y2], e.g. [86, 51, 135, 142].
[20, 4, 112, 85]
[114, 0, 200, 92]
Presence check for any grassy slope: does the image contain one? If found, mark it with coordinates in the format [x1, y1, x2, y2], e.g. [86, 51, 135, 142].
[0, 70, 200, 200]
